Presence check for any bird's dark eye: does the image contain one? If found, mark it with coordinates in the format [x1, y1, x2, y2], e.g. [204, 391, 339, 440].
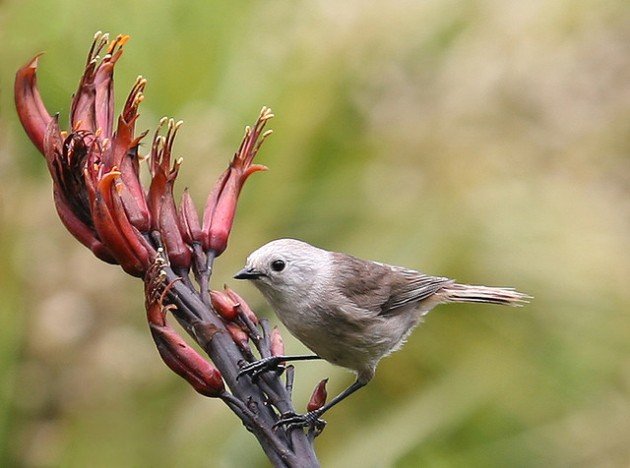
[271, 259, 286, 272]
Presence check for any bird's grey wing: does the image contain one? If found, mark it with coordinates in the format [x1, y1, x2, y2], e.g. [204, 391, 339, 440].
[380, 267, 453, 315]
[330, 252, 393, 314]
[330, 252, 452, 316]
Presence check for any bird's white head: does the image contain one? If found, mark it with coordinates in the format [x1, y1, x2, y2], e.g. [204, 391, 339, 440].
[234, 239, 330, 303]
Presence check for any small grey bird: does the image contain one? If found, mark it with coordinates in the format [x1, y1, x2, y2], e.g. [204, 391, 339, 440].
[235, 238, 528, 428]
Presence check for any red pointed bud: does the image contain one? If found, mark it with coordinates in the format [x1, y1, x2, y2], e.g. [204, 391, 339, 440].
[199, 169, 227, 249]
[224, 285, 259, 325]
[204, 175, 238, 256]
[145, 273, 225, 397]
[110, 76, 151, 231]
[226, 323, 249, 350]
[90, 170, 146, 276]
[14, 54, 53, 155]
[118, 156, 151, 232]
[147, 119, 192, 270]
[150, 323, 225, 397]
[109, 179, 153, 264]
[307, 379, 329, 412]
[179, 189, 202, 244]
[158, 194, 192, 270]
[201, 108, 272, 255]
[270, 327, 284, 357]
[209, 290, 238, 321]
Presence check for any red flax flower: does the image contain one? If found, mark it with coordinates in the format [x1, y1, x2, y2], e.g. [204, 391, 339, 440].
[15, 32, 152, 274]
[16, 32, 321, 466]
[201, 109, 272, 256]
[14, 31, 271, 277]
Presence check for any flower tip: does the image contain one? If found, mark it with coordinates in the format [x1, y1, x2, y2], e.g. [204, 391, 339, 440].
[118, 34, 131, 46]
[25, 52, 45, 70]
[259, 107, 274, 120]
[270, 327, 285, 357]
[210, 290, 239, 321]
[245, 164, 268, 177]
[307, 378, 329, 412]
[100, 169, 122, 185]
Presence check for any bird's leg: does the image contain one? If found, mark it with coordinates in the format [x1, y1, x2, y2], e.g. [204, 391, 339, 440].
[275, 379, 367, 433]
[238, 354, 321, 380]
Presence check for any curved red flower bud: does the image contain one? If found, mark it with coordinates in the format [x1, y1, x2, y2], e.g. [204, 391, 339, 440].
[201, 107, 272, 255]
[179, 189, 202, 245]
[90, 170, 147, 276]
[307, 379, 329, 412]
[150, 323, 225, 397]
[113, 76, 151, 232]
[147, 119, 192, 270]
[223, 285, 259, 325]
[145, 276, 225, 397]
[226, 323, 249, 350]
[14, 54, 53, 155]
[110, 179, 153, 262]
[270, 327, 285, 357]
[209, 290, 239, 321]
[117, 145, 151, 233]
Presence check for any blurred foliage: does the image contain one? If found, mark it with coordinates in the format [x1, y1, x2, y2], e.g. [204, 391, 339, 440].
[1, 0, 629, 466]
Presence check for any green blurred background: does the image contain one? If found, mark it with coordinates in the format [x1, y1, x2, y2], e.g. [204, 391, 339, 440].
[1, 1, 629, 466]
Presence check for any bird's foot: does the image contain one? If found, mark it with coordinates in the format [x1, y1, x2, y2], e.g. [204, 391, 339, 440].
[274, 411, 326, 436]
[238, 356, 285, 380]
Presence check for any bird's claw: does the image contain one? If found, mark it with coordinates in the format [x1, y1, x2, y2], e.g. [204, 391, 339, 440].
[238, 356, 285, 381]
[273, 411, 327, 435]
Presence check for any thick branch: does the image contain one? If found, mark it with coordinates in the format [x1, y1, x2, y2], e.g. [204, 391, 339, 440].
[163, 267, 320, 467]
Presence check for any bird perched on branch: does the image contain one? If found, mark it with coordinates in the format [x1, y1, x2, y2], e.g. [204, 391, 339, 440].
[235, 238, 529, 429]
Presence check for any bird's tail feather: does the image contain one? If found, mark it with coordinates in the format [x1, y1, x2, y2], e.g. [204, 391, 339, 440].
[442, 283, 530, 306]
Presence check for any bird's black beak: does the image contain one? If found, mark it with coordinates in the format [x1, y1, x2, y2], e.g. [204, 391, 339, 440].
[234, 267, 264, 280]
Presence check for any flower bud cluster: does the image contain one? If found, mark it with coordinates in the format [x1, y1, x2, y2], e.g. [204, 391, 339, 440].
[15, 32, 272, 277]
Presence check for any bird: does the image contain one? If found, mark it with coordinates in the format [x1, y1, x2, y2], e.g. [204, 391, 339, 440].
[234, 238, 529, 428]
